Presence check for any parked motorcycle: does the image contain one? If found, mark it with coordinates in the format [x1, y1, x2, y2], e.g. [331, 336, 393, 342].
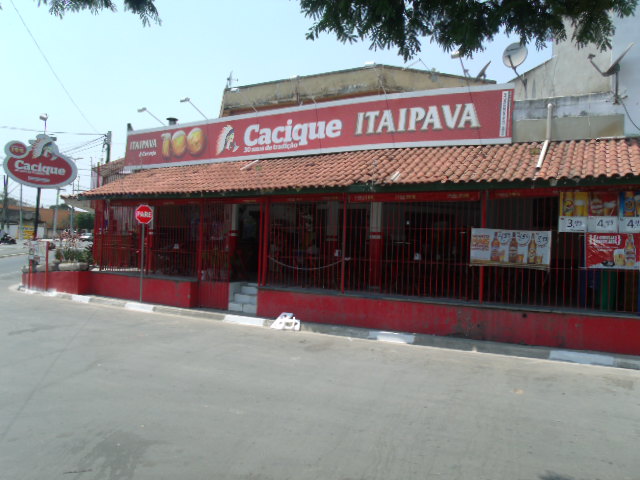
[0, 234, 17, 245]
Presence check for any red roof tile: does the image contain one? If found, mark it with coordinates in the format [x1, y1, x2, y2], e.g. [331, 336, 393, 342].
[82, 138, 640, 198]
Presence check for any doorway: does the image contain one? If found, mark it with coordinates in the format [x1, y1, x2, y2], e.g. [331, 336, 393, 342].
[232, 204, 261, 282]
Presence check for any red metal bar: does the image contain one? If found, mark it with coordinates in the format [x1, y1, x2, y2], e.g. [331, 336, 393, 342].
[479, 191, 487, 303]
[260, 201, 270, 286]
[196, 200, 204, 282]
[340, 195, 347, 294]
[44, 243, 49, 292]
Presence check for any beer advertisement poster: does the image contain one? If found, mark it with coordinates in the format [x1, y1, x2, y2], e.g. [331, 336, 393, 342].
[586, 233, 640, 270]
[470, 228, 551, 269]
[618, 190, 640, 233]
[558, 191, 618, 233]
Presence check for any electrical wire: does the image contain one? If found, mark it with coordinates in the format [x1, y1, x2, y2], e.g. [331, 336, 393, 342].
[0, 125, 99, 135]
[619, 97, 640, 133]
[63, 138, 104, 151]
[10, 0, 99, 133]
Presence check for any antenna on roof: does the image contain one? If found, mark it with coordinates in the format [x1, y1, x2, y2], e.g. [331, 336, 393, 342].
[502, 42, 528, 90]
[475, 61, 491, 80]
[226, 71, 238, 89]
[587, 43, 634, 104]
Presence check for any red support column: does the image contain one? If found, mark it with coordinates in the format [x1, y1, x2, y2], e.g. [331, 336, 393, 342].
[228, 204, 239, 271]
[196, 200, 204, 281]
[368, 202, 383, 291]
[260, 201, 271, 286]
[479, 191, 488, 303]
[340, 195, 347, 294]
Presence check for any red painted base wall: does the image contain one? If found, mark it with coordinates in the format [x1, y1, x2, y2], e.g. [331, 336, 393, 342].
[91, 273, 197, 308]
[257, 289, 640, 355]
[22, 271, 228, 309]
[22, 271, 92, 295]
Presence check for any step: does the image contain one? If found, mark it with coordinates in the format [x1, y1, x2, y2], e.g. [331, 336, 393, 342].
[242, 304, 257, 315]
[234, 293, 257, 305]
[228, 302, 243, 312]
[241, 285, 258, 295]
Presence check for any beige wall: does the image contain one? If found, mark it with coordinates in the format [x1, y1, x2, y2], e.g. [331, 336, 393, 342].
[221, 65, 493, 116]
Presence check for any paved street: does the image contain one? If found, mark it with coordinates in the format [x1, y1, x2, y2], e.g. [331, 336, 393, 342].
[1, 254, 640, 480]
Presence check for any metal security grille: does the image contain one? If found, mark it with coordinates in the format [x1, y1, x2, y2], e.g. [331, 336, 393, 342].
[378, 201, 481, 300]
[486, 195, 639, 314]
[266, 200, 344, 289]
[95, 203, 139, 272]
[148, 204, 198, 278]
[200, 203, 231, 281]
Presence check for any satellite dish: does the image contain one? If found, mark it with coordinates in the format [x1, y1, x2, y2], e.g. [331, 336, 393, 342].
[587, 42, 635, 104]
[475, 61, 491, 80]
[502, 42, 528, 68]
[589, 42, 635, 77]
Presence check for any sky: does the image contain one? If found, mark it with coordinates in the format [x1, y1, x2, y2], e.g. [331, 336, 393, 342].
[1, 0, 551, 208]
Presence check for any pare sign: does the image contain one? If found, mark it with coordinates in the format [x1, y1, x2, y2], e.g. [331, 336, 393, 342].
[3, 134, 77, 189]
[135, 204, 154, 225]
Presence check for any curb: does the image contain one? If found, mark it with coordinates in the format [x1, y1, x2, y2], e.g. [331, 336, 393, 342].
[15, 285, 640, 372]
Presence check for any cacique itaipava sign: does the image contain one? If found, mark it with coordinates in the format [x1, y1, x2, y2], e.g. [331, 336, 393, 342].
[4, 134, 78, 189]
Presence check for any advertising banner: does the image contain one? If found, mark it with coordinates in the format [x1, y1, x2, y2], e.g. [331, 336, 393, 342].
[125, 84, 514, 170]
[618, 190, 640, 233]
[3, 134, 77, 189]
[586, 233, 640, 269]
[558, 191, 619, 233]
[470, 228, 551, 269]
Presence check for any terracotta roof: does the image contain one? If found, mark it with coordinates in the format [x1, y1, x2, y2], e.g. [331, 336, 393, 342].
[81, 138, 640, 198]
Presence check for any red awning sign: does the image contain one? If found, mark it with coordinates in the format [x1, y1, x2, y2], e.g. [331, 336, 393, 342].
[135, 204, 153, 224]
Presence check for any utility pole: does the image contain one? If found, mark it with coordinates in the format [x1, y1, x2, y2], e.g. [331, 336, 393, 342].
[18, 184, 23, 240]
[105, 131, 112, 164]
[52, 188, 60, 238]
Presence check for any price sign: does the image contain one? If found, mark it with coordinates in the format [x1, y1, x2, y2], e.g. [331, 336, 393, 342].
[559, 216, 586, 232]
[587, 216, 618, 233]
[619, 217, 640, 233]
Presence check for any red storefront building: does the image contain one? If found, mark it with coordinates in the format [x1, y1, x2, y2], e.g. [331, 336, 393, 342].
[33, 66, 640, 355]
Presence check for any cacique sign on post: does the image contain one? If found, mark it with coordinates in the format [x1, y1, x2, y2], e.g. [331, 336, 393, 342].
[125, 83, 514, 170]
[4, 134, 77, 189]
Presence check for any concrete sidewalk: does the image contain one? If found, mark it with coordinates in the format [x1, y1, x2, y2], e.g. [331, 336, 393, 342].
[15, 284, 640, 372]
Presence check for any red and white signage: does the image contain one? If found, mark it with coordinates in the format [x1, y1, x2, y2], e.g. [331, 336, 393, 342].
[135, 204, 154, 224]
[125, 84, 514, 170]
[586, 233, 639, 270]
[4, 135, 77, 189]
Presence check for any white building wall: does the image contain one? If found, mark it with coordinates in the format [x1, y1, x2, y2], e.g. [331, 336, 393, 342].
[613, 14, 640, 137]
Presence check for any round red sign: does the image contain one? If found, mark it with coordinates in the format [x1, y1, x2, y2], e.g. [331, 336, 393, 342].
[3, 139, 77, 189]
[135, 204, 153, 224]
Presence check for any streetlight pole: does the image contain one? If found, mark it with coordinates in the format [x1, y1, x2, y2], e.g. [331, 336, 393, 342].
[137, 107, 165, 125]
[180, 97, 208, 120]
[33, 114, 48, 240]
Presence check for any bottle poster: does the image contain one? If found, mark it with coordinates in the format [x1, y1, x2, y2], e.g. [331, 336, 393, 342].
[470, 228, 551, 269]
[586, 233, 640, 270]
[618, 190, 640, 233]
[558, 191, 619, 233]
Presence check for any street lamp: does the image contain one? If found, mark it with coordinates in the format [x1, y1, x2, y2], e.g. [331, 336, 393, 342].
[39, 113, 48, 133]
[180, 97, 208, 120]
[137, 107, 165, 125]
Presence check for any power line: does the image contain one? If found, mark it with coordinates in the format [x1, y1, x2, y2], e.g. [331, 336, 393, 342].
[0, 125, 99, 135]
[10, 0, 100, 133]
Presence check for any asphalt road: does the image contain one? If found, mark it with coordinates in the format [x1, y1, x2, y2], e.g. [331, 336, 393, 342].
[1, 255, 639, 480]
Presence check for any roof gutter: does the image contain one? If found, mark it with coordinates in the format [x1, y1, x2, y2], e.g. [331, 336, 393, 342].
[536, 103, 554, 170]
